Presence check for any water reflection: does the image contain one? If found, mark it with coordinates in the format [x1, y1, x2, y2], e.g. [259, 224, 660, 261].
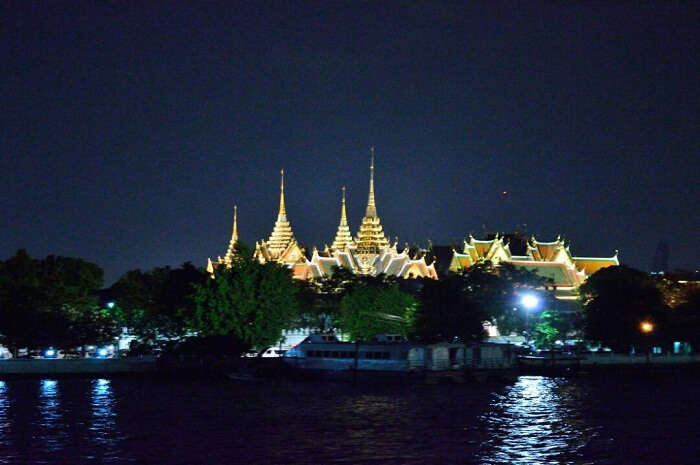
[90, 378, 117, 450]
[477, 376, 593, 465]
[0, 381, 9, 448]
[38, 379, 68, 452]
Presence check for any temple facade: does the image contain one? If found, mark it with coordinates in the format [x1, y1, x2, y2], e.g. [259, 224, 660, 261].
[449, 234, 619, 299]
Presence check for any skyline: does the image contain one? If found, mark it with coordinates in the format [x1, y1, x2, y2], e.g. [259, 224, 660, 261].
[2, 1, 698, 284]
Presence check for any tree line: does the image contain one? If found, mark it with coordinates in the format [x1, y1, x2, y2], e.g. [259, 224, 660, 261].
[0, 246, 698, 356]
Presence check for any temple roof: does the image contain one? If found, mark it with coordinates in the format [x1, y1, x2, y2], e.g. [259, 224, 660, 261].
[263, 169, 298, 260]
[354, 148, 390, 259]
[573, 254, 619, 275]
[330, 186, 355, 252]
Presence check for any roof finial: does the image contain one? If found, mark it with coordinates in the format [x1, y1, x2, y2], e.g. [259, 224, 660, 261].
[365, 147, 377, 217]
[340, 185, 347, 224]
[278, 169, 287, 219]
[232, 205, 238, 244]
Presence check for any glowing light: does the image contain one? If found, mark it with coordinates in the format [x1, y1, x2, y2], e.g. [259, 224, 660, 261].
[106, 301, 115, 309]
[44, 349, 56, 358]
[640, 321, 654, 333]
[520, 294, 539, 310]
[98, 348, 108, 357]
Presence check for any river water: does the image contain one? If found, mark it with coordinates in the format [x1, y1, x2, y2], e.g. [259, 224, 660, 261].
[0, 373, 697, 464]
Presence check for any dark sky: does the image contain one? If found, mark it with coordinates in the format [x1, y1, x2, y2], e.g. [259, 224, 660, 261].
[2, 1, 698, 285]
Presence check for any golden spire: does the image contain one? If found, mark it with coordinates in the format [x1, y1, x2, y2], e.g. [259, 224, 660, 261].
[223, 205, 240, 265]
[262, 168, 297, 261]
[365, 147, 377, 218]
[341, 185, 347, 224]
[354, 147, 389, 268]
[232, 205, 238, 244]
[331, 185, 354, 252]
[278, 169, 287, 220]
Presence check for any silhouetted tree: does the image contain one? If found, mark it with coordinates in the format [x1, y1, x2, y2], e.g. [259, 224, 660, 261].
[579, 266, 668, 352]
[109, 263, 206, 344]
[0, 250, 116, 353]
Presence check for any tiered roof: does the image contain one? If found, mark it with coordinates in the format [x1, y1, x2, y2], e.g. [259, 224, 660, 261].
[254, 170, 306, 265]
[449, 234, 619, 296]
[330, 186, 354, 252]
[354, 148, 390, 257]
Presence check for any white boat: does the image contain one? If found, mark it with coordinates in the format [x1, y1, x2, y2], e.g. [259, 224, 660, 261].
[283, 334, 425, 376]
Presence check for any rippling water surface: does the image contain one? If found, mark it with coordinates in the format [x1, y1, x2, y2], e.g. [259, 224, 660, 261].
[0, 373, 697, 464]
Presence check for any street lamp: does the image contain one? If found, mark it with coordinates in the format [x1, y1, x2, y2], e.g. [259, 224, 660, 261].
[521, 294, 539, 310]
[640, 320, 654, 362]
[520, 293, 539, 347]
[640, 321, 654, 334]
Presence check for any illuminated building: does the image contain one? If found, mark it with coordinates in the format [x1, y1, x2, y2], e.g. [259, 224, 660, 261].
[209, 150, 437, 279]
[253, 169, 307, 266]
[208, 153, 615, 285]
[449, 234, 619, 299]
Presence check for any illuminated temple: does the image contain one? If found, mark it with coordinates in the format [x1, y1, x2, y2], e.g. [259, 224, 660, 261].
[207, 150, 618, 290]
[449, 234, 619, 299]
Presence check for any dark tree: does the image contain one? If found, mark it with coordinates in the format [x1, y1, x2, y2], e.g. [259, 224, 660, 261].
[414, 274, 487, 343]
[579, 266, 668, 352]
[109, 263, 206, 345]
[0, 250, 115, 352]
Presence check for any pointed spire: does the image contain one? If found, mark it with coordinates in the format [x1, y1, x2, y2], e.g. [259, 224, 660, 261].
[331, 185, 354, 252]
[278, 169, 287, 220]
[365, 147, 377, 218]
[223, 205, 240, 265]
[258, 168, 298, 263]
[340, 185, 347, 224]
[232, 205, 238, 244]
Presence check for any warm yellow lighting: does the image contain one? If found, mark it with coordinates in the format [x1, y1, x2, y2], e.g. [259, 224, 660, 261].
[640, 321, 654, 334]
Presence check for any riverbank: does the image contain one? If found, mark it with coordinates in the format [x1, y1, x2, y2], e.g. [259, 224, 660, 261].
[2, 354, 700, 379]
[0, 357, 157, 376]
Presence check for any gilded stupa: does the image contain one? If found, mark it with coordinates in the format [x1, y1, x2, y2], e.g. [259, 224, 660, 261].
[222, 205, 239, 265]
[330, 186, 355, 252]
[254, 169, 306, 265]
[354, 148, 390, 273]
[206, 204, 241, 273]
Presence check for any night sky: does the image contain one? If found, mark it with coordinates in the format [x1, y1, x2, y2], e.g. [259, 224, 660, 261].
[2, 1, 698, 285]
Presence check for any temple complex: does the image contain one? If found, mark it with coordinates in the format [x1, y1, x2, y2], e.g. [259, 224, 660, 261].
[207, 150, 617, 286]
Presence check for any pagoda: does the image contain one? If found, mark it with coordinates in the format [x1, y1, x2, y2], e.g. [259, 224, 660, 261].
[206, 205, 240, 273]
[330, 186, 355, 252]
[353, 148, 390, 273]
[254, 169, 306, 265]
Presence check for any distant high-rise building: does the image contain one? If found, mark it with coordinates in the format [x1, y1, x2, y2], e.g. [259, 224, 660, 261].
[652, 241, 669, 273]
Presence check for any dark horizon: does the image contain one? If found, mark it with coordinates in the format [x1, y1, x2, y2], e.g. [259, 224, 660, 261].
[2, 1, 698, 284]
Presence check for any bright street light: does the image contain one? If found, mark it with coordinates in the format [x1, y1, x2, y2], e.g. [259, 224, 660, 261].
[521, 294, 539, 310]
[640, 321, 654, 334]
